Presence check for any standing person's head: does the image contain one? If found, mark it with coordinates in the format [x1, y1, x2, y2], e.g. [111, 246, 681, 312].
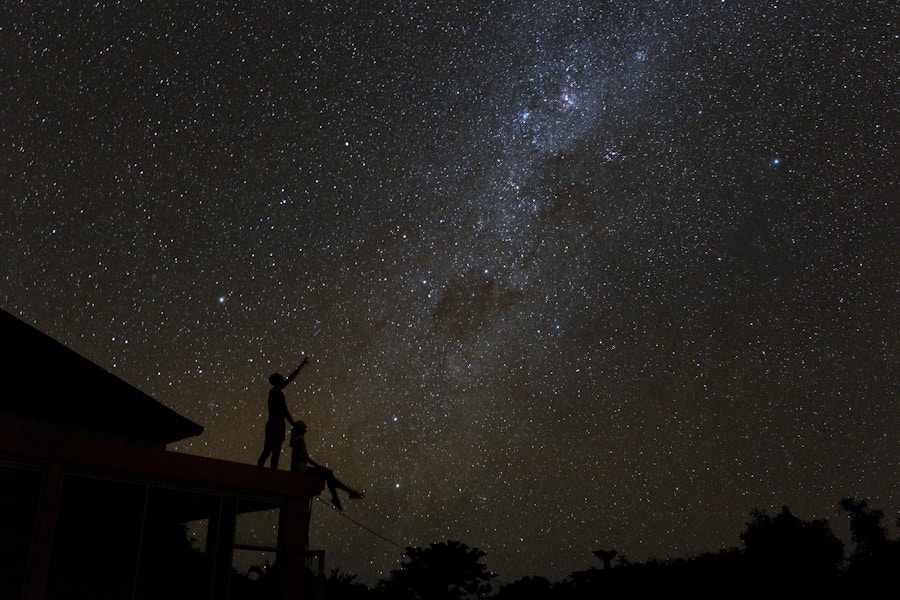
[269, 373, 285, 387]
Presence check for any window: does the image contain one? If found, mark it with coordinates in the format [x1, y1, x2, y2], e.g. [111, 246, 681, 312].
[0, 465, 43, 598]
[45, 475, 145, 599]
[231, 499, 282, 595]
[134, 486, 220, 599]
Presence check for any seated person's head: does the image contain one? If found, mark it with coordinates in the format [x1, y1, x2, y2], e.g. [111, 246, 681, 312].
[290, 421, 308, 447]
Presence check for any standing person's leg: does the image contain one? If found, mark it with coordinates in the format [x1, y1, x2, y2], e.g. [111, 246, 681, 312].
[257, 436, 273, 467]
[265, 422, 286, 469]
[271, 443, 282, 469]
[258, 422, 274, 466]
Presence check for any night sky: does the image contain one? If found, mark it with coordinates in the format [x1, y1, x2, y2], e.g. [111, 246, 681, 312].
[2, 0, 897, 585]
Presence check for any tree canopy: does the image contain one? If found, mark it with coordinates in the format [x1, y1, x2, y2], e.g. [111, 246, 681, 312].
[377, 540, 496, 600]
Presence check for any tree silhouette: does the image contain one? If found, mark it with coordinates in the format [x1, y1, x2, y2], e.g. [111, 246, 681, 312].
[740, 505, 844, 578]
[840, 497, 888, 564]
[493, 576, 554, 600]
[238, 498, 897, 600]
[318, 568, 372, 600]
[135, 518, 213, 599]
[228, 560, 278, 600]
[378, 540, 496, 600]
[840, 497, 900, 596]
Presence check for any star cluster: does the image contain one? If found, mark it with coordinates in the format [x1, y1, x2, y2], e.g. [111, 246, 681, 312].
[1, 0, 897, 584]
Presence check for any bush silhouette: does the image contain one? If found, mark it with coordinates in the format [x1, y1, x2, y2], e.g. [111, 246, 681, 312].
[377, 540, 496, 600]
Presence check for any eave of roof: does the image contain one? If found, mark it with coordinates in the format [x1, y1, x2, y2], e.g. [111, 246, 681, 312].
[0, 309, 203, 444]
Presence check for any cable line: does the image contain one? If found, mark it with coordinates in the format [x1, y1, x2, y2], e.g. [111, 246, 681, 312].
[315, 496, 408, 552]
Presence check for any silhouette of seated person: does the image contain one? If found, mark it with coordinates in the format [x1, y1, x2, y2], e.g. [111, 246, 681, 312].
[290, 420, 363, 510]
[257, 357, 308, 469]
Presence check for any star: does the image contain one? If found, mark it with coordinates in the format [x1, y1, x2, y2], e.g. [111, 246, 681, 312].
[1, 0, 895, 588]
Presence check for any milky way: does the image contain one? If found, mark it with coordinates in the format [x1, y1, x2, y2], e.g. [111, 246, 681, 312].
[2, 1, 897, 584]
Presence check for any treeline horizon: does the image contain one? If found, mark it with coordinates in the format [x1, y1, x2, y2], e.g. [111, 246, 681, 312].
[275, 496, 900, 600]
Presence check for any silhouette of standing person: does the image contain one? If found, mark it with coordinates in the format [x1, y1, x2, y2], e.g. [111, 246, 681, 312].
[257, 356, 309, 469]
[290, 420, 363, 510]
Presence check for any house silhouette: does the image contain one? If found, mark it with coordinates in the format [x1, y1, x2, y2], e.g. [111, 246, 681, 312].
[0, 309, 325, 599]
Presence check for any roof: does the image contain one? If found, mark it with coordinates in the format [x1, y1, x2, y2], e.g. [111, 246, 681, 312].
[0, 309, 204, 445]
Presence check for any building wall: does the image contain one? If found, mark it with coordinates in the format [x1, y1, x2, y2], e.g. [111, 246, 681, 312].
[0, 418, 323, 600]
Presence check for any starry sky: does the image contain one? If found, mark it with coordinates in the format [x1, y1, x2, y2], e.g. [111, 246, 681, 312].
[1, 0, 898, 586]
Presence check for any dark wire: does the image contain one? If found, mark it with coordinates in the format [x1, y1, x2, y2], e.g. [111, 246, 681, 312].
[315, 496, 408, 552]
[315, 497, 510, 586]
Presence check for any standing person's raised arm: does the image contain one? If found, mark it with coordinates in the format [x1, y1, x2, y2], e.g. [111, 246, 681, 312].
[284, 355, 310, 386]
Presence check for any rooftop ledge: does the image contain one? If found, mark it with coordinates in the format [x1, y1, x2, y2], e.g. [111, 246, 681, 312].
[0, 416, 325, 501]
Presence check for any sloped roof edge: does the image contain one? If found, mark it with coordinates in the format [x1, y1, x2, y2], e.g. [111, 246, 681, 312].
[0, 308, 204, 444]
